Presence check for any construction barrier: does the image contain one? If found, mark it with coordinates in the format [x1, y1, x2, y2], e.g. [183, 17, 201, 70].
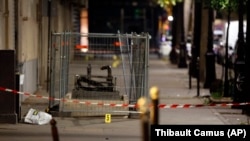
[48, 32, 150, 116]
[1, 86, 250, 110]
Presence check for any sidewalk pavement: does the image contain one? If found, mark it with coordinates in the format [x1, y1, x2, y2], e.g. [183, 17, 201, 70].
[0, 54, 249, 141]
[149, 55, 249, 125]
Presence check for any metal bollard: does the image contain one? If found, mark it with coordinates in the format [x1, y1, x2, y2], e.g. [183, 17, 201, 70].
[188, 62, 192, 89]
[50, 118, 59, 141]
[137, 97, 150, 141]
[196, 57, 200, 97]
[150, 86, 159, 125]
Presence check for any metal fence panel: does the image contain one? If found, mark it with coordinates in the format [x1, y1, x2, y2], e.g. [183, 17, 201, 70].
[49, 32, 149, 117]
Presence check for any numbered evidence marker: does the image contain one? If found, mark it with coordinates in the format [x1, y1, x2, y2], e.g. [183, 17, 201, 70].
[105, 114, 111, 123]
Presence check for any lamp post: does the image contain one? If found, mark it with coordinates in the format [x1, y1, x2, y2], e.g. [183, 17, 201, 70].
[233, 0, 245, 102]
[222, 1, 231, 98]
[178, 1, 187, 68]
[204, 7, 216, 88]
[189, 0, 202, 78]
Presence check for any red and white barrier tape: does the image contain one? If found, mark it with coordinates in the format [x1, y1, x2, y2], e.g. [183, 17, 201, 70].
[1, 86, 250, 109]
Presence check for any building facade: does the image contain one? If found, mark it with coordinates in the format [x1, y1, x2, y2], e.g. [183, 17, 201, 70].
[0, 0, 77, 101]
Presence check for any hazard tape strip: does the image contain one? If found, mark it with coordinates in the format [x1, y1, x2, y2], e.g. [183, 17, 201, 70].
[1, 86, 250, 109]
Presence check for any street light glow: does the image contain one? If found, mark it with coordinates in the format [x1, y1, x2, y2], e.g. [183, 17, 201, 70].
[168, 16, 174, 21]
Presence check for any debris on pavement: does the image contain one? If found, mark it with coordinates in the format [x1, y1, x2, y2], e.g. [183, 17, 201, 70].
[24, 108, 52, 125]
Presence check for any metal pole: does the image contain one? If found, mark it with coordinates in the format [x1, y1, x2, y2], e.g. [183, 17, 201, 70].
[204, 7, 216, 88]
[145, 34, 150, 97]
[138, 97, 149, 141]
[47, 0, 52, 92]
[50, 119, 59, 141]
[244, 0, 250, 116]
[233, 0, 245, 102]
[178, 2, 187, 68]
[189, 64, 192, 89]
[197, 57, 200, 97]
[224, 4, 231, 97]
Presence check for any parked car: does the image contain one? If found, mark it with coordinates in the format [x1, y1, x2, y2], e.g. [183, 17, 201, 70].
[228, 39, 242, 69]
[215, 42, 234, 67]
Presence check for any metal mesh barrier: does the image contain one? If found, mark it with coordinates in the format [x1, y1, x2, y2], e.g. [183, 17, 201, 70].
[49, 32, 150, 117]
